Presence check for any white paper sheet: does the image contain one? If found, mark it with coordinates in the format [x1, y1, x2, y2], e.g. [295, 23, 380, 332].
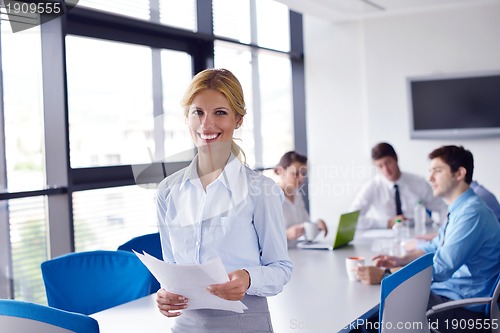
[134, 251, 248, 313]
[356, 229, 394, 239]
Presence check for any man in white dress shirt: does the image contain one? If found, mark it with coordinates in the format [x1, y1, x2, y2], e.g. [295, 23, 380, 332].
[351, 142, 447, 230]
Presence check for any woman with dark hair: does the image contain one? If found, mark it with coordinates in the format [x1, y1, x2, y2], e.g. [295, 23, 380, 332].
[275, 151, 328, 248]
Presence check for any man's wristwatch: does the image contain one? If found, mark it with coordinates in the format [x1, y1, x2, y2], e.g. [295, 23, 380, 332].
[382, 268, 392, 279]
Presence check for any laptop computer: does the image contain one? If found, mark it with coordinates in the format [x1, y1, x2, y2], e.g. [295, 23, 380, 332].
[297, 210, 360, 250]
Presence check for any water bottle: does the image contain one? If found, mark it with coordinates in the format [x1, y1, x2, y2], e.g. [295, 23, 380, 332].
[392, 219, 404, 256]
[402, 219, 411, 240]
[414, 200, 427, 236]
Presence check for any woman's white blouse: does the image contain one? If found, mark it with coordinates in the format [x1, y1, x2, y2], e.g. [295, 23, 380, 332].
[282, 193, 310, 248]
[156, 154, 293, 297]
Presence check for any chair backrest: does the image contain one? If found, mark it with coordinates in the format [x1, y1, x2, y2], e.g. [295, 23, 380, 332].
[379, 253, 434, 333]
[117, 232, 162, 260]
[117, 232, 162, 293]
[487, 273, 500, 333]
[41, 250, 152, 315]
[0, 299, 99, 333]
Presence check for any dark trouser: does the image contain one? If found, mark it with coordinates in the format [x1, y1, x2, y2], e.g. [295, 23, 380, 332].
[426, 292, 489, 333]
[352, 292, 489, 333]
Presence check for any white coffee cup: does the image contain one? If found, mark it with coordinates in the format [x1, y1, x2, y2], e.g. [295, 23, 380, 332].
[345, 256, 365, 281]
[303, 221, 320, 241]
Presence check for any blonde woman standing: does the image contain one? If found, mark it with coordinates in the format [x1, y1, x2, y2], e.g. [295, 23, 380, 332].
[155, 68, 292, 332]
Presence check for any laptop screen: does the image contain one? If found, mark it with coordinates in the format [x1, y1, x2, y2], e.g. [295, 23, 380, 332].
[333, 210, 360, 249]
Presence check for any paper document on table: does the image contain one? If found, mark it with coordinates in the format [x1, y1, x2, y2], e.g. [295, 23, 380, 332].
[357, 229, 394, 239]
[133, 251, 248, 313]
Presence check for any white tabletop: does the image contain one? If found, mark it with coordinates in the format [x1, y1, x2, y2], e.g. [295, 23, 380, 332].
[269, 244, 380, 333]
[91, 241, 381, 333]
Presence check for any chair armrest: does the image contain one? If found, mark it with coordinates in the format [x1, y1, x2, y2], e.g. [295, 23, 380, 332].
[426, 297, 492, 316]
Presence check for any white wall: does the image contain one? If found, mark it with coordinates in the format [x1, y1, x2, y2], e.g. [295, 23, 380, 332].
[303, 3, 500, 226]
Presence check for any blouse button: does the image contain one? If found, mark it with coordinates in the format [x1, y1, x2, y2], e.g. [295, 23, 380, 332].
[195, 241, 200, 246]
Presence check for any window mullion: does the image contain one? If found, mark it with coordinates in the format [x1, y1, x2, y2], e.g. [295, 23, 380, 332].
[41, 15, 73, 258]
[0, 22, 14, 299]
[289, 11, 307, 155]
[196, 0, 213, 35]
[152, 49, 165, 162]
[249, 0, 263, 166]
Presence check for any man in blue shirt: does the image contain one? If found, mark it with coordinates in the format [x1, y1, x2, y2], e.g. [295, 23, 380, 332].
[357, 145, 500, 332]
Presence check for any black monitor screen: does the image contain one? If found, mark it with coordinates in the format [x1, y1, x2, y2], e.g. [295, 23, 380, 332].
[409, 73, 500, 138]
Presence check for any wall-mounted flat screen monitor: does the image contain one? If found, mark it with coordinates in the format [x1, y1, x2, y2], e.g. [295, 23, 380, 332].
[408, 71, 500, 139]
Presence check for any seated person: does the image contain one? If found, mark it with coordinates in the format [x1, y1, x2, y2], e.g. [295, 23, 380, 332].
[275, 151, 328, 248]
[471, 180, 500, 222]
[356, 145, 500, 333]
[350, 142, 448, 230]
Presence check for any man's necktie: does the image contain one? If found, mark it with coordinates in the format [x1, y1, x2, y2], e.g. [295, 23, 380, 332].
[440, 213, 450, 247]
[394, 184, 403, 216]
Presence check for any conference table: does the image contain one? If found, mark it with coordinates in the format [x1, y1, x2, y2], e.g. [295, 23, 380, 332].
[91, 235, 388, 333]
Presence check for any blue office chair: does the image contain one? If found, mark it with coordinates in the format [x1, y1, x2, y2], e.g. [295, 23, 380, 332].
[117, 232, 162, 293]
[379, 253, 434, 333]
[0, 299, 99, 333]
[41, 250, 153, 315]
[426, 272, 500, 333]
[117, 232, 162, 260]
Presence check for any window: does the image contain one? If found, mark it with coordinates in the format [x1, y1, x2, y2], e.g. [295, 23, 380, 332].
[258, 53, 294, 166]
[8, 197, 48, 304]
[73, 186, 157, 252]
[159, 0, 197, 31]
[0, 23, 48, 303]
[1, 25, 45, 191]
[213, 0, 290, 51]
[66, 36, 154, 168]
[79, 0, 197, 31]
[161, 50, 195, 162]
[255, 0, 290, 51]
[213, 0, 251, 44]
[78, 0, 150, 21]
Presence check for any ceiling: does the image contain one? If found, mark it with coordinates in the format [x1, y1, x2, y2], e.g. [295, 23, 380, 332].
[275, 0, 500, 22]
